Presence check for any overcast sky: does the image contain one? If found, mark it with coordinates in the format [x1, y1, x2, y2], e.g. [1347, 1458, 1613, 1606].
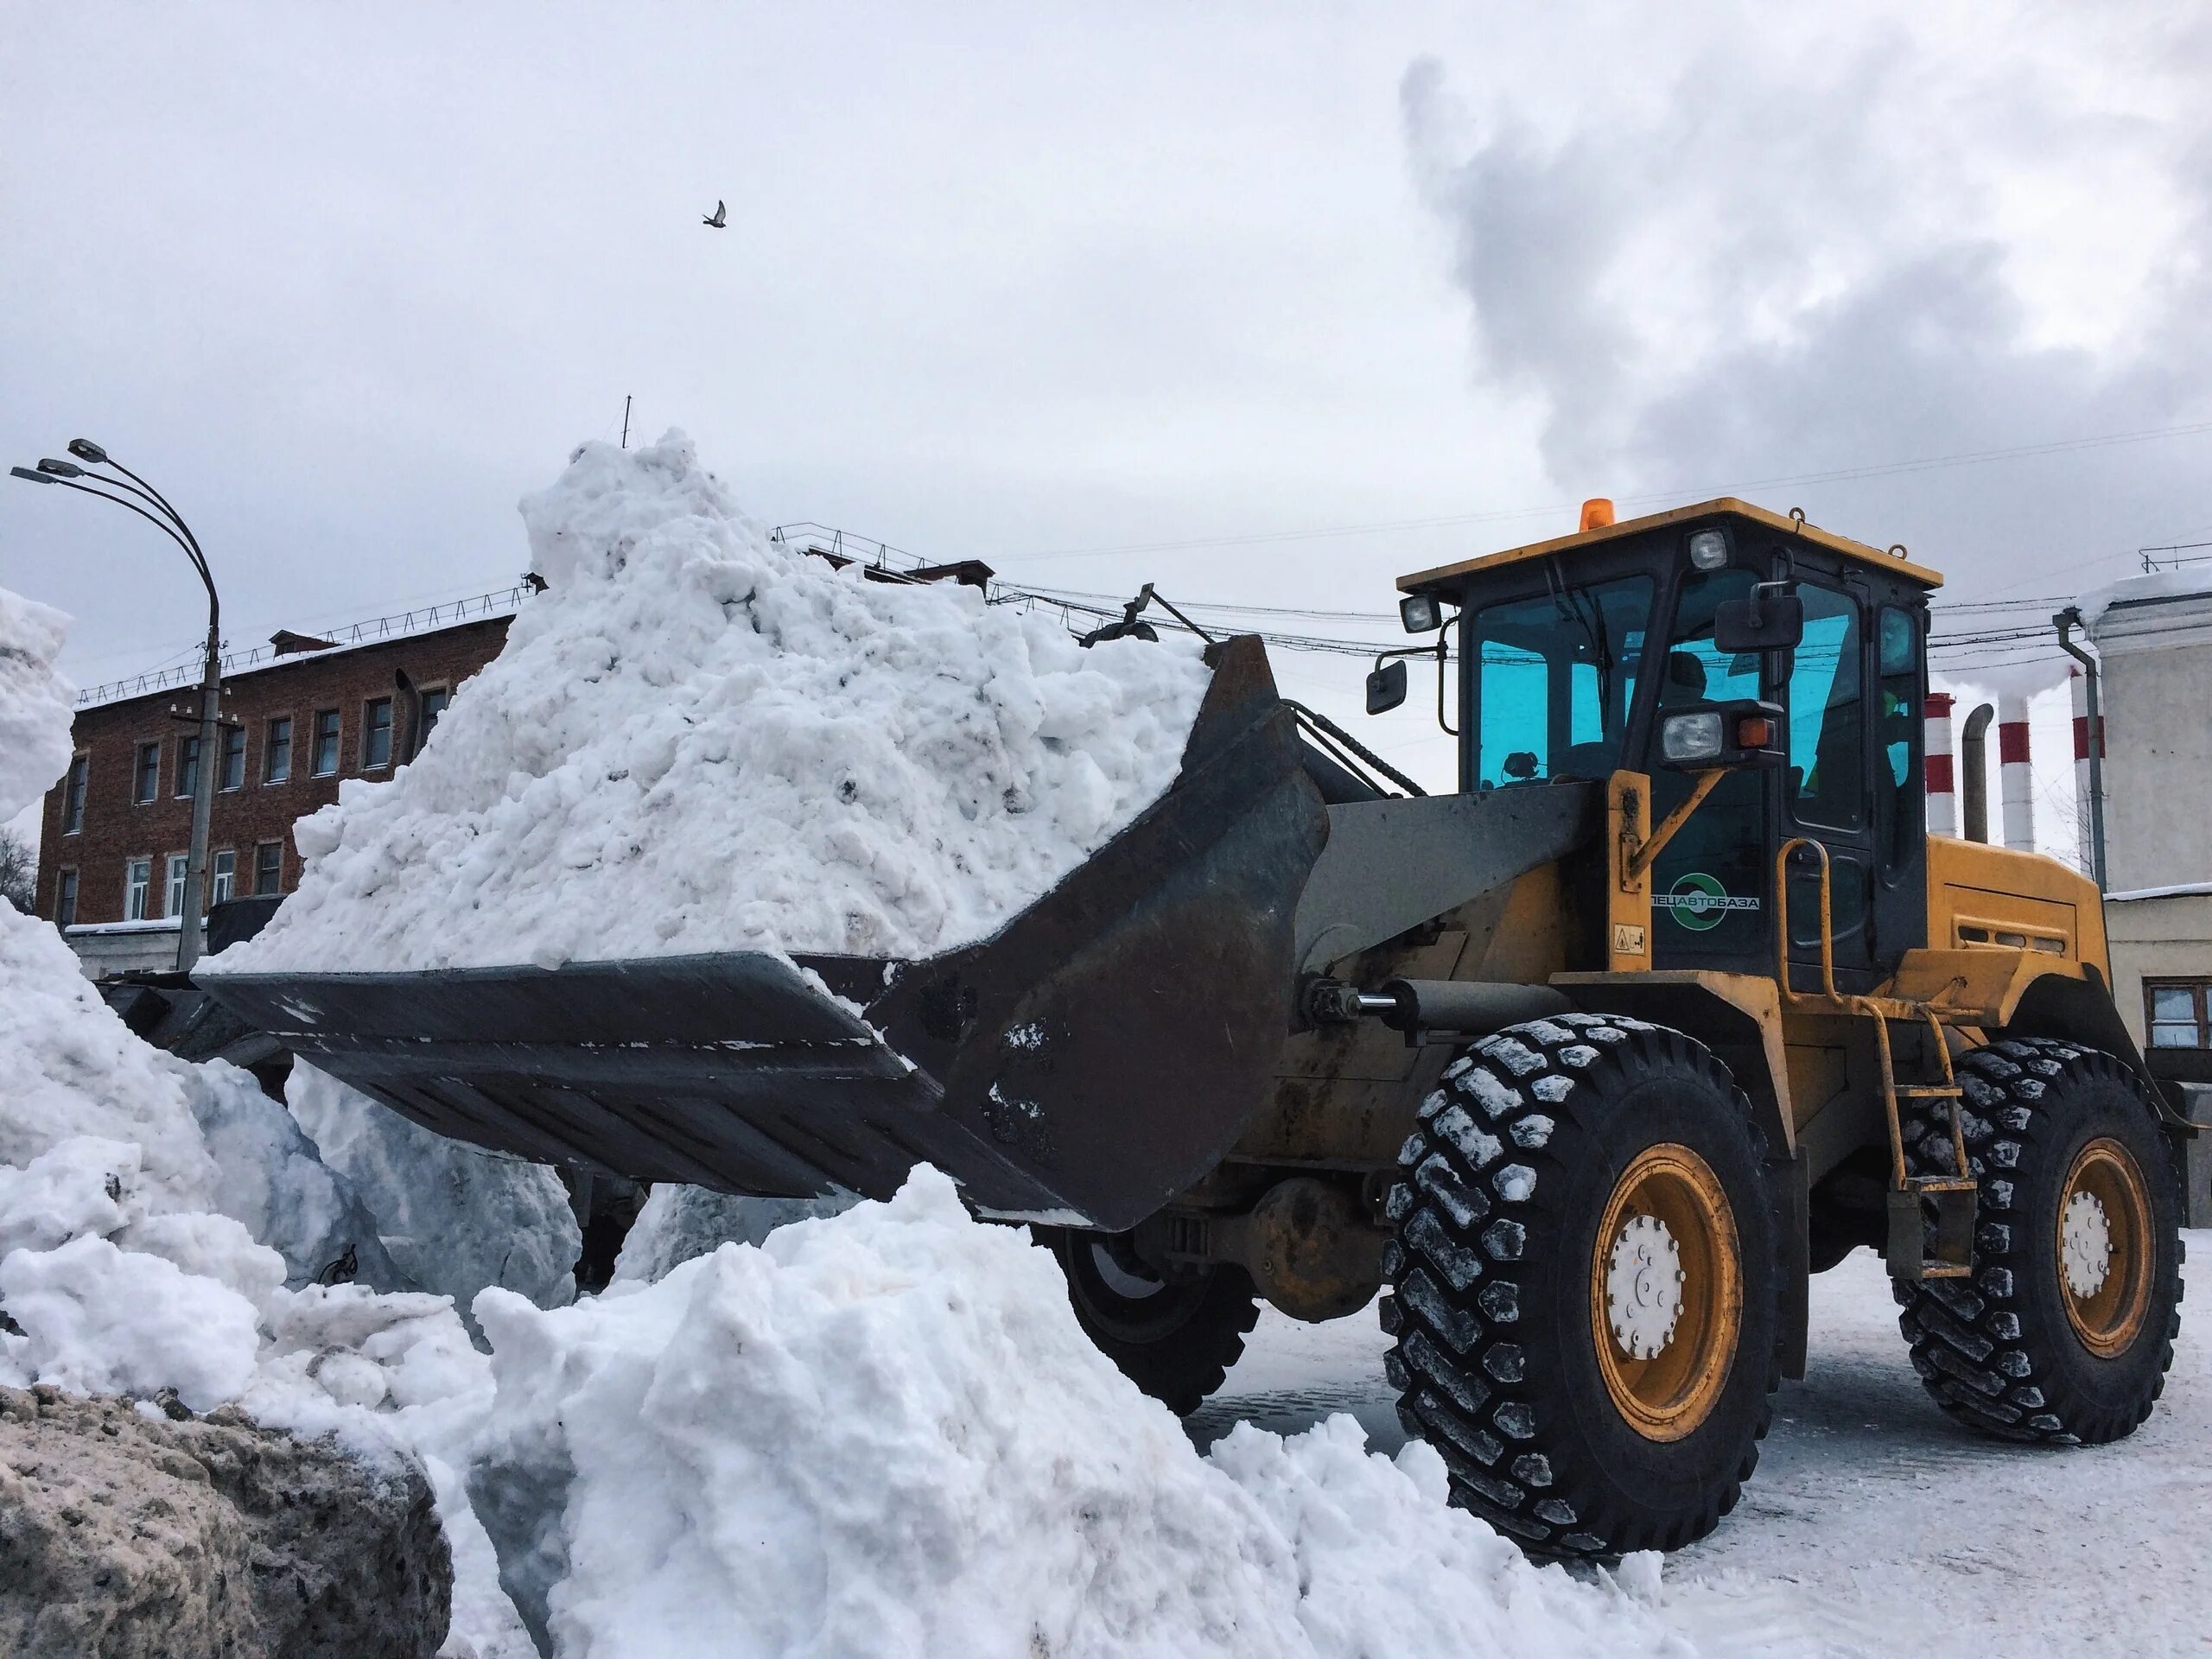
[6, 3, 2209, 842]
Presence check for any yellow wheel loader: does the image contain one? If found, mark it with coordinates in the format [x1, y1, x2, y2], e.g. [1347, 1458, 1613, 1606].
[204, 497, 2191, 1555]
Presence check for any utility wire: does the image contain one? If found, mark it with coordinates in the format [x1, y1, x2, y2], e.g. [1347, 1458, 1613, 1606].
[999, 418, 2212, 562]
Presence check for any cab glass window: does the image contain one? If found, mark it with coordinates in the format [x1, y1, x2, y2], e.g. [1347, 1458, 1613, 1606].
[1788, 585, 1865, 830]
[1872, 605, 1923, 866]
[1471, 575, 1653, 789]
[1656, 569, 1764, 709]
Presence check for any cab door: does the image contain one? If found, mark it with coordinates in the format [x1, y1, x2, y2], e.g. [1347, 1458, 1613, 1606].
[1648, 567, 1775, 972]
[1781, 576, 1878, 991]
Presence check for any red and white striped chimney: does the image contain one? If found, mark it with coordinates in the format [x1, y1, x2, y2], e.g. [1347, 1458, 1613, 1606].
[1999, 692, 2035, 852]
[1924, 691, 1957, 836]
[2069, 667, 2101, 874]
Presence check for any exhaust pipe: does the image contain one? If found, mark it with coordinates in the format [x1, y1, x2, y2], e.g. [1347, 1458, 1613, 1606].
[1960, 702, 1995, 843]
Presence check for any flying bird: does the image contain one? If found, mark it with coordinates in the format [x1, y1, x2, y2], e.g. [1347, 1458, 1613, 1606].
[702, 199, 727, 228]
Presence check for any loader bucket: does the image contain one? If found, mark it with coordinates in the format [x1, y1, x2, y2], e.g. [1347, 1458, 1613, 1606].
[198, 637, 1329, 1231]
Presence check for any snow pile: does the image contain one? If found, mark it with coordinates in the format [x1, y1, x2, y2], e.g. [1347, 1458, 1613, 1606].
[0, 839, 410, 1288]
[289, 1063, 581, 1311]
[213, 432, 1211, 976]
[469, 1167, 1693, 1659]
[0, 582, 539, 1655]
[0, 584, 73, 823]
[609, 1183, 851, 1285]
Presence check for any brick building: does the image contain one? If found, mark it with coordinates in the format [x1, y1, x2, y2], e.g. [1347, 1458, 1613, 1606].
[35, 610, 513, 977]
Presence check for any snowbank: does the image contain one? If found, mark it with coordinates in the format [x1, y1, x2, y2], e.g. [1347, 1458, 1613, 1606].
[609, 1183, 851, 1284]
[469, 1168, 1693, 1659]
[213, 432, 1211, 976]
[0, 581, 537, 1654]
[289, 1063, 581, 1311]
[0, 804, 392, 1286]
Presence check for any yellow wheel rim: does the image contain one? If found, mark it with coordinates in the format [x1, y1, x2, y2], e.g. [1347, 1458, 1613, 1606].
[2056, 1137, 2153, 1358]
[1590, 1142, 1742, 1442]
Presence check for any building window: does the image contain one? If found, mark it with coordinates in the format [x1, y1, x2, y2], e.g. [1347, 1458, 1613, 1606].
[60, 754, 88, 834]
[176, 736, 200, 798]
[165, 854, 189, 918]
[135, 742, 160, 804]
[211, 849, 236, 905]
[312, 709, 340, 777]
[420, 687, 450, 742]
[55, 868, 79, 929]
[254, 841, 283, 896]
[265, 716, 293, 783]
[2147, 982, 2212, 1049]
[220, 724, 246, 791]
[124, 858, 151, 921]
[363, 696, 394, 770]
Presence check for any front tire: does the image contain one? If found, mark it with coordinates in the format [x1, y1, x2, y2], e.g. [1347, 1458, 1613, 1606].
[1382, 1014, 1782, 1554]
[1048, 1231, 1260, 1414]
[1895, 1037, 2183, 1443]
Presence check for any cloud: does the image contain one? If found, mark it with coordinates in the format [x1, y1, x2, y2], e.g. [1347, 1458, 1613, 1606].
[1400, 13, 2212, 597]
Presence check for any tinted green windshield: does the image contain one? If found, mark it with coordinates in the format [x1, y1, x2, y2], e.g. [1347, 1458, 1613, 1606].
[1471, 575, 1654, 788]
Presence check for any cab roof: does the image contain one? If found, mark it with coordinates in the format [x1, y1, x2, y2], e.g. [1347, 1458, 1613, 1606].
[1396, 497, 1946, 594]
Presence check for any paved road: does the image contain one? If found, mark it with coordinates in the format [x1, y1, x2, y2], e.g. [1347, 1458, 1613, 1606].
[1188, 1236, 2212, 1657]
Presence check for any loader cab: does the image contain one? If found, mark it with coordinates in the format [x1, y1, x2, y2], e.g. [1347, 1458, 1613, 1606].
[1398, 499, 1942, 992]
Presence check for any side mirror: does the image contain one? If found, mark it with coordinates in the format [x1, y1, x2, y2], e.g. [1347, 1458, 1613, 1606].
[1658, 699, 1785, 772]
[1713, 590, 1802, 653]
[1366, 658, 1409, 715]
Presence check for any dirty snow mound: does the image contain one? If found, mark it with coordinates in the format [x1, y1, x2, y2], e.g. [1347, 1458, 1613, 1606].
[213, 431, 1211, 975]
[609, 1183, 851, 1284]
[467, 1167, 1697, 1659]
[289, 1064, 581, 1310]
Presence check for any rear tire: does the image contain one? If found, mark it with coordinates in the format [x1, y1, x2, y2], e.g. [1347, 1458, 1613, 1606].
[1382, 1014, 1782, 1554]
[1895, 1037, 2183, 1444]
[1048, 1231, 1260, 1414]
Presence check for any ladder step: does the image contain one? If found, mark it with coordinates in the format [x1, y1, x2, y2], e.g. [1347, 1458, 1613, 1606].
[1897, 1085, 1963, 1097]
[1916, 1261, 1975, 1280]
[1905, 1176, 1976, 1193]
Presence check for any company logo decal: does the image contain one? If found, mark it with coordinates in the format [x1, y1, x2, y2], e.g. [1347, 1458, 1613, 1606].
[1655, 871, 1760, 931]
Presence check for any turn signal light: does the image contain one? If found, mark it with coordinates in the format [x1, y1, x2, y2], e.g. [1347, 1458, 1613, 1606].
[1736, 715, 1773, 748]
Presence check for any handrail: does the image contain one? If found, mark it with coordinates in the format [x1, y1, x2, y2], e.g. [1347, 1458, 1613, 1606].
[1774, 836, 1838, 1002]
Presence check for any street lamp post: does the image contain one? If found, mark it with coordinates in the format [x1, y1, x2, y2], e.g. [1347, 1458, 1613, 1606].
[10, 444, 222, 972]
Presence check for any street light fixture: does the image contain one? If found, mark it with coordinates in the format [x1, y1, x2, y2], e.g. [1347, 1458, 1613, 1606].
[8, 440, 224, 973]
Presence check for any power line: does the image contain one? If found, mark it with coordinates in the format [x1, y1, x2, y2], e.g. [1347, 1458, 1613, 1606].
[998, 417, 2212, 563]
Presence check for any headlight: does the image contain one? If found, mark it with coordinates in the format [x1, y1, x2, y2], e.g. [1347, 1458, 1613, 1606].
[1688, 529, 1729, 570]
[1661, 710, 1724, 762]
[1399, 593, 1443, 633]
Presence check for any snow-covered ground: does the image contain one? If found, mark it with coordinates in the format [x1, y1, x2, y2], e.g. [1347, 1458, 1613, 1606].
[1192, 1241, 2212, 1657]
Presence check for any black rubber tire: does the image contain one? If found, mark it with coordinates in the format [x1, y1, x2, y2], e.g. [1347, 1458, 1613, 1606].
[1382, 1013, 1783, 1555]
[1894, 1037, 2183, 1444]
[1048, 1231, 1261, 1415]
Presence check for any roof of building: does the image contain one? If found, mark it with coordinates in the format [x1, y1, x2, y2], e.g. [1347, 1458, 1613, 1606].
[1397, 497, 1946, 594]
[2104, 881, 2212, 903]
[73, 589, 524, 714]
[2076, 568, 2212, 633]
